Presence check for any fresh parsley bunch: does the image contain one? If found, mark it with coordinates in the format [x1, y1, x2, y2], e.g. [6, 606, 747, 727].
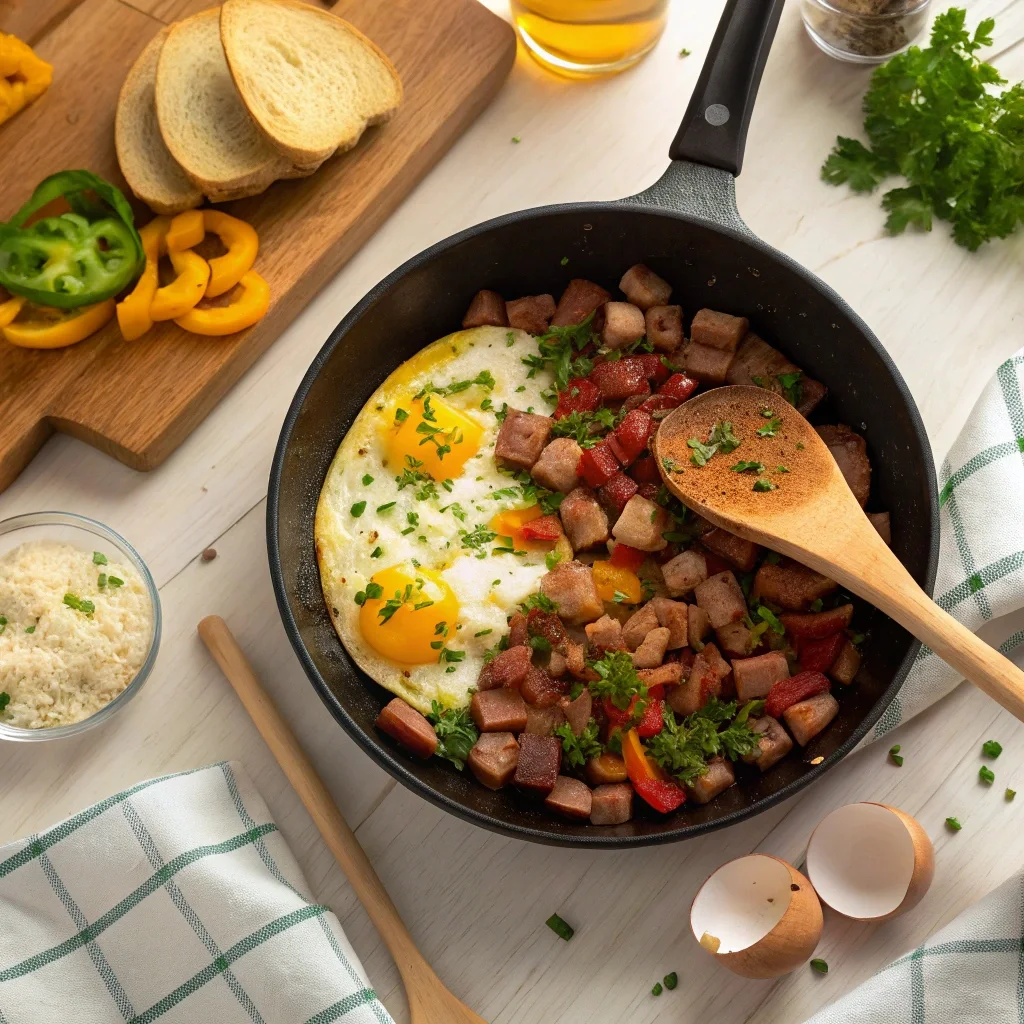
[822, 9, 1024, 251]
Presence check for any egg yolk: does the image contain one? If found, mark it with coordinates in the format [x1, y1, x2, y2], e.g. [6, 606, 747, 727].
[359, 565, 460, 665]
[385, 395, 483, 481]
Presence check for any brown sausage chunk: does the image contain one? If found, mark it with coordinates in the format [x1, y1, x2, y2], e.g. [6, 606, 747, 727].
[470, 688, 528, 733]
[686, 756, 735, 804]
[742, 716, 793, 771]
[701, 529, 760, 573]
[525, 704, 566, 736]
[495, 409, 553, 471]
[638, 662, 683, 689]
[816, 425, 871, 507]
[462, 289, 508, 329]
[694, 571, 747, 629]
[645, 305, 684, 353]
[559, 486, 610, 551]
[531, 438, 583, 494]
[468, 732, 520, 789]
[552, 279, 612, 327]
[611, 495, 670, 552]
[585, 613, 625, 652]
[507, 611, 529, 647]
[601, 302, 646, 350]
[476, 644, 532, 691]
[559, 689, 593, 736]
[632, 626, 671, 669]
[660, 549, 708, 597]
[540, 560, 605, 625]
[619, 264, 672, 310]
[376, 698, 438, 759]
[783, 692, 839, 746]
[590, 782, 634, 825]
[545, 776, 594, 820]
[829, 639, 861, 685]
[521, 666, 570, 708]
[514, 733, 562, 794]
[650, 596, 688, 649]
[752, 560, 837, 611]
[779, 604, 854, 639]
[733, 651, 791, 702]
[688, 605, 711, 649]
[868, 511, 891, 546]
[690, 309, 748, 352]
[586, 753, 628, 786]
[668, 642, 730, 716]
[506, 293, 556, 334]
[620, 603, 657, 651]
[715, 620, 757, 659]
[678, 340, 732, 384]
[725, 333, 828, 417]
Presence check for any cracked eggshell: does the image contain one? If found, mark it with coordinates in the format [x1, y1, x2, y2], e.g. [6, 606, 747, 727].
[806, 802, 934, 922]
[690, 853, 823, 979]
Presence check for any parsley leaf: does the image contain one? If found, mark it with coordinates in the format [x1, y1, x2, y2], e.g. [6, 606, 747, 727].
[426, 702, 479, 770]
[554, 719, 603, 769]
[731, 460, 766, 474]
[588, 650, 648, 712]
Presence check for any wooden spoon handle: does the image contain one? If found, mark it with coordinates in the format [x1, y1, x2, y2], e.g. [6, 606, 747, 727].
[197, 615, 429, 980]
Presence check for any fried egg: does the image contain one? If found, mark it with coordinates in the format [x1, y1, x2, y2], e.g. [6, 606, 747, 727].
[315, 326, 559, 713]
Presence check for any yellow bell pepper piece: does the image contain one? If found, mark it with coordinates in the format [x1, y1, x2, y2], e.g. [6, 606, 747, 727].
[150, 248, 211, 321]
[0, 295, 26, 329]
[202, 210, 259, 298]
[115, 217, 169, 342]
[166, 209, 205, 252]
[174, 270, 270, 336]
[489, 504, 553, 551]
[591, 560, 643, 604]
[3, 299, 115, 349]
[0, 34, 52, 127]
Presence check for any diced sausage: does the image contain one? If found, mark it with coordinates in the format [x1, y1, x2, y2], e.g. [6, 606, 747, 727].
[725, 334, 827, 416]
[687, 756, 735, 804]
[621, 603, 659, 650]
[559, 486, 610, 550]
[565, 640, 590, 679]
[494, 409, 553, 470]
[638, 662, 683, 689]
[797, 379, 828, 418]
[783, 692, 839, 746]
[545, 776, 594, 820]
[715, 620, 757, 659]
[779, 604, 854, 639]
[650, 596, 688, 648]
[660, 549, 708, 596]
[612, 495, 669, 552]
[521, 666, 569, 708]
[632, 626, 671, 669]
[514, 733, 562, 794]
[590, 782, 634, 825]
[468, 732, 520, 790]
[678, 340, 733, 384]
[531, 438, 583, 493]
[462, 289, 508, 329]
[829, 639, 861, 685]
[586, 754, 629, 786]
[694, 571, 747, 629]
[752, 560, 837, 611]
[601, 301, 646, 350]
[552, 279, 612, 327]
[525, 703, 566, 736]
[619, 263, 672, 310]
[507, 612, 529, 647]
[868, 511, 891, 546]
[645, 305, 683, 353]
[742, 717, 793, 772]
[733, 650, 790, 702]
[688, 605, 711, 649]
[548, 650, 568, 677]
[817, 425, 871, 508]
[690, 309, 748, 352]
[476, 644, 532, 691]
[506, 293, 556, 334]
[540, 560, 605, 625]
[668, 642, 729, 715]
[376, 698, 438, 759]
[559, 689, 593, 736]
[471, 688, 528, 733]
[586, 613, 625, 651]
[701, 529, 760, 573]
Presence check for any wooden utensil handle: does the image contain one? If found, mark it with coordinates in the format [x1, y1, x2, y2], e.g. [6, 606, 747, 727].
[197, 615, 429, 979]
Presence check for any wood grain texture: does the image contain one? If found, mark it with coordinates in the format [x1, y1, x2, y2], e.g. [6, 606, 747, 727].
[0, 0, 515, 492]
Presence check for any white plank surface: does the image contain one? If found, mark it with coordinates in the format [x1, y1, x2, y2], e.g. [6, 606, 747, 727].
[2, 0, 1024, 1020]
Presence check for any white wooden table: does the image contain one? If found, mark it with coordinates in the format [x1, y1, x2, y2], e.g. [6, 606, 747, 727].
[3, 1, 1024, 1020]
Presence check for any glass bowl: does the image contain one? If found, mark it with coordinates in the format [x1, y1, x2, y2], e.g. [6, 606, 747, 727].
[801, 0, 931, 63]
[0, 511, 162, 742]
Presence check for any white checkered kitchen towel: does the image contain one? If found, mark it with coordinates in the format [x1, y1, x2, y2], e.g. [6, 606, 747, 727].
[0, 761, 394, 1024]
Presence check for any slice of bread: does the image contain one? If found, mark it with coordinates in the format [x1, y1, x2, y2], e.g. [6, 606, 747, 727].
[115, 29, 203, 215]
[220, 0, 402, 168]
[155, 8, 302, 200]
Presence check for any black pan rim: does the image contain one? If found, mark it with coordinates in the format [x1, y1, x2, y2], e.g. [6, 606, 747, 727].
[267, 197, 940, 849]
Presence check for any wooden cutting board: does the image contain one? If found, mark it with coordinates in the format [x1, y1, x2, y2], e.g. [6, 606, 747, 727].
[0, 0, 516, 492]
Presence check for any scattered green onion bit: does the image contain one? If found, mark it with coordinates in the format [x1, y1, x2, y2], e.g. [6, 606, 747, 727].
[1006, 788, 1016, 801]
[98, 573, 107, 588]
[546, 913, 574, 941]
[362, 474, 374, 485]
[979, 765, 995, 785]
[376, 502, 396, 513]
[0, 615, 6, 635]
[0, 692, 9, 712]
[560, 256, 569, 266]
[24, 625, 35, 634]
[652, 983, 663, 997]
[663, 972, 678, 990]
[678, 47, 691, 56]
[92, 551, 108, 565]
[108, 576, 123, 589]
[983, 740, 1003, 758]
[889, 744, 903, 767]
[511, 135, 521, 144]
[63, 594, 95, 614]
[351, 501, 367, 518]
[371, 546, 383, 558]
[752, 478, 777, 492]
[810, 958, 828, 974]
[945, 816, 962, 832]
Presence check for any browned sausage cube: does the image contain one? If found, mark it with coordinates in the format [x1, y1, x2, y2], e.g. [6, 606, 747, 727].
[514, 733, 562, 794]
[645, 305, 683, 353]
[667, 642, 729, 716]
[694, 571, 747, 629]
[733, 650, 790, 702]
[476, 644, 532, 691]
[619, 264, 672, 310]
[679, 341, 733, 384]
[586, 754, 629, 786]
[506, 293, 556, 334]
[376, 698, 438, 759]
[468, 732, 520, 790]
[525, 704, 566, 736]
[621, 602, 659, 650]
[650, 596, 688, 648]
[552, 279, 612, 326]
[471, 688, 528, 733]
[507, 611, 529, 647]
[495, 409, 553, 470]
[531, 438, 583, 494]
[817, 425, 871, 507]
[688, 605, 711, 649]
[687, 756, 736, 804]
[690, 309, 749, 352]
[868, 511, 891, 546]
[742, 717, 793, 772]
[752, 560, 837, 611]
[612, 495, 669, 552]
[797, 378, 828, 417]
[521, 666, 569, 708]
[715, 620, 757, 659]
[829, 639, 861, 685]
[540, 560, 604, 625]
[590, 782, 634, 825]
[701, 529, 760, 573]
[559, 689, 593, 736]
[585, 613, 624, 651]
[600, 301, 646, 350]
[783, 692, 839, 746]
[638, 662, 683, 690]
[632, 626, 671, 668]
[559, 486, 610, 550]
[545, 776, 594, 820]
[661, 549, 708, 596]
[462, 289, 508, 329]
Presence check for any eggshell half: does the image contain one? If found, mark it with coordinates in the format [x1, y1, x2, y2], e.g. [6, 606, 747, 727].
[690, 853, 823, 979]
[806, 802, 934, 922]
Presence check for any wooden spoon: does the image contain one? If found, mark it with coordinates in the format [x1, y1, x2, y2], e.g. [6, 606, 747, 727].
[198, 615, 487, 1024]
[652, 386, 1024, 723]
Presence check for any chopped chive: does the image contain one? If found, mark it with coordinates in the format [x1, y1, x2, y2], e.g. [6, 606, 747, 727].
[107, 576, 123, 589]
[982, 739, 1002, 758]
[980, 765, 995, 784]
[371, 546, 383, 558]
[351, 501, 367, 517]
[545, 913, 574, 941]
[394, 408, 409, 424]
[0, 692, 8, 712]
[92, 551, 108, 565]
[810, 959, 828, 974]
[945, 816, 962, 832]
[560, 256, 569, 266]
[98, 573, 107, 588]
[24, 625, 35, 634]
[63, 594, 95, 614]
[361, 474, 374, 485]
[377, 502, 396, 513]
[474, 629, 492, 637]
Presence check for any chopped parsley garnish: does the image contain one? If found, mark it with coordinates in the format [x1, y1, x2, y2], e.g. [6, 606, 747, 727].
[426, 701, 479, 770]
[661, 456, 681, 473]
[460, 523, 498, 557]
[415, 370, 496, 400]
[0, 692, 8, 712]
[945, 816, 962, 832]
[376, 502, 396, 513]
[809, 598, 824, 612]
[0, 615, 6, 635]
[92, 551, 107, 565]
[663, 972, 678, 991]
[776, 371, 803, 407]
[889, 744, 904, 767]
[777, 465, 790, 474]
[688, 420, 740, 466]
[546, 913, 574, 941]
[554, 719, 603, 769]
[983, 739, 1003, 758]
[63, 594, 95, 614]
[752, 478, 777, 492]
[679, 46, 691, 56]
[98, 573, 107, 588]
[550, 407, 617, 447]
[506, 331, 515, 347]
[24, 625, 35, 634]
[757, 416, 783, 437]
[108, 576, 123, 589]
[362, 474, 374, 485]
[545, 549, 563, 570]
[612, 590, 632, 604]
[559, 256, 569, 266]
[394, 408, 409, 425]
[520, 592, 558, 614]
[530, 313, 598, 393]
[687, 437, 716, 467]
[353, 581, 384, 606]
[754, 605, 784, 636]
[588, 650, 648, 713]
[810, 959, 828, 974]
[494, 402, 509, 423]
[980, 765, 995, 784]
[371, 546, 383, 558]
[731, 460, 766, 474]
[350, 501, 367, 517]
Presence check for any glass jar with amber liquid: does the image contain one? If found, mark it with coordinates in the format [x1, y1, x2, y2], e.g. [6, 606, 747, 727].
[511, 0, 669, 78]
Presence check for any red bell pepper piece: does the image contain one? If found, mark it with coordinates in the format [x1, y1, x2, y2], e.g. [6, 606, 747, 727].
[609, 542, 645, 572]
[520, 514, 563, 542]
[632, 353, 672, 384]
[636, 482, 659, 501]
[578, 441, 620, 487]
[639, 393, 679, 415]
[633, 775, 687, 813]
[765, 671, 831, 719]
[799, 633, 846, 673]
[553, 376, 600, 419]
[629, 456, 662, 485]
[589, 359, 650, 400]
[597, 472, 638, 514]
[608, 408, 655, 467]
[780, 604, 854, 640]
[701, 551, 732, 577]
[658, 372, 699, 403]
[636, 697, 664, 738]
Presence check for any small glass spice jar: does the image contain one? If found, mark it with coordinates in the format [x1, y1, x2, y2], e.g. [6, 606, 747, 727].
[801, 0, 932, 64]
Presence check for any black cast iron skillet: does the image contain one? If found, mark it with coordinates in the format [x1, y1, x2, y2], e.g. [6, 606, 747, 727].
[268, 0, 939, 848]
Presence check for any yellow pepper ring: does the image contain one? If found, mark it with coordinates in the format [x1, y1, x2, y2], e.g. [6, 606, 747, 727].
[3, 299, 115, 349]
[150, 248, 211, 322]
[116, 216, 169, 342]
[0, 295, 26, 329]
[202, 210, 259, 298]
[165, 209, 205, 252]
[174, 271, 270, 336]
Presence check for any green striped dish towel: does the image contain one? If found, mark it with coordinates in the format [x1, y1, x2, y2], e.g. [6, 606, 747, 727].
[868, 349, 1024, 743]
[0, 761, 393, 1024]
